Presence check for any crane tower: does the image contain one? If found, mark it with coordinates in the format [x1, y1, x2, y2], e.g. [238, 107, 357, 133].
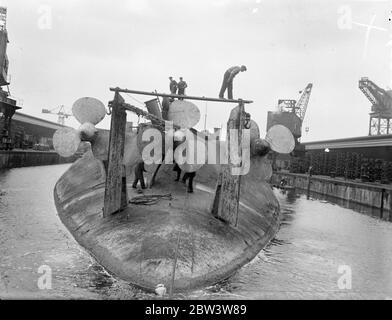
[0, 7, 21, 150]
[42, 105, 72, 126]
[359, 77, 392, 135]
[267, 83, 313, 142]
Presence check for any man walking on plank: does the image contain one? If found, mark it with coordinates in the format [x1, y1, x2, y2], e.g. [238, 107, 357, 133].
[219, 65, 247, 99]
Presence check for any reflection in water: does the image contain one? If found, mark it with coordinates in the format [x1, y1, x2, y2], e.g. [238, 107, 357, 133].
[1, 165, 392, 299]
[305, 190, 391, 222]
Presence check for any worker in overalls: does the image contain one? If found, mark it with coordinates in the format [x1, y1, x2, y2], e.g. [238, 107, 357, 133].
[132, 161, 147, 189]
[177, 77, 188, 100]
[161, 97, 171, 120]
[182, 171, 196, 193]
[172, 135, 184, 181]
[219, 65, 247, 99]
[169, 77, 178, 95]
[173, 163, 182, 181]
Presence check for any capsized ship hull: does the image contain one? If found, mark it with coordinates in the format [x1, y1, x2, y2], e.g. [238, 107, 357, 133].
[54, 149, 280, 292]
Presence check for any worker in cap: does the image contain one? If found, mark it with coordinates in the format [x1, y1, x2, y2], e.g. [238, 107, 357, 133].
[169, 77, 178, 95]
[177, 77, 188, 100]
[219, 65, 247, 99]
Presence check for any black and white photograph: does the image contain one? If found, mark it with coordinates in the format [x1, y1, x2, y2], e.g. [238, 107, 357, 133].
[1, 0, 392, 305]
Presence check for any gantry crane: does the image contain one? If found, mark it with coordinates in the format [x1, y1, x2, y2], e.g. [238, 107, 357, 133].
[359, 77, 392, 135]
[42, 105, 72, 126]
[266, 83, 313, 171]
[0, 6, 21, 150]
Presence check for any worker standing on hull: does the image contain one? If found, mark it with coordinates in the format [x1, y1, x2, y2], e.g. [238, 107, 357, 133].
[169, 77, 178, 95]
[219, 65, 247, 99]
[178, 77, 188, 100]
[173, 163, 182, 181]
[182, 171, 196, 193]
[132, 161, 147, 189]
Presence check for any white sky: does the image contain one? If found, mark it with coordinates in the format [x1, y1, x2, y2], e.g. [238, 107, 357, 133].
[1, 0, 392, 141]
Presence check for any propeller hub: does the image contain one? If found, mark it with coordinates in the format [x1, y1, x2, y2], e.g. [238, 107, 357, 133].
[79, 122, 98, 142]
[251, 138, 271, 157]
[173, 129, 186, 143]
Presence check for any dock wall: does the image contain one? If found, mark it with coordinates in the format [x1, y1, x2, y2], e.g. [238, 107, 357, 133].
[272, 172, 392, 212]
[0, 150, 76, 169]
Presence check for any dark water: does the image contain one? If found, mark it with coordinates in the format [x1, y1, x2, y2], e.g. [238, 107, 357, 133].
[1, 164, 392, 299]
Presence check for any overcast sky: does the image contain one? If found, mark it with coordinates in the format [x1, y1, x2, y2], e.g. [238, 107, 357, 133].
[1, 0, 391, 141]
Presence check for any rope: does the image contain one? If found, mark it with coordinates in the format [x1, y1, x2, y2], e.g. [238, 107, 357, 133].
[123, 93, 150, 124]
[129, 193, 172, 205]
[125, 92, 145, 107]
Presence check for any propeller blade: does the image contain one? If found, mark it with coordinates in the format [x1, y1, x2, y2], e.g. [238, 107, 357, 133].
[53, 127, 81, 157]
[166, 100, 201, 129]
[90, 130, 109, 161]
[248, 119, 260, 141]
[123, 127, 141, 168]
[265, 124, 295, 154]
[251, 138, 270, 157]
[78, 122, 98, 142]
[72, 97, 106, 125]
[173, 129, 187, 143]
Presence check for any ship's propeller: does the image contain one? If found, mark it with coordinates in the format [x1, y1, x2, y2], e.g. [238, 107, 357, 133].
[249, 121, 295, 156]
[52, 97, 106, 158]
[53, 127, 82, 158]
[166, 100, 201, 129]
[170, 122, 295, 173]
[72, 97, 106, 125]
[132, 100, 202, 173]
[228, 105, 294, 156]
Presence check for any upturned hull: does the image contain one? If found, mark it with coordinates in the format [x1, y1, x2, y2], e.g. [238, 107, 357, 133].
[54, 151, 280, 292]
